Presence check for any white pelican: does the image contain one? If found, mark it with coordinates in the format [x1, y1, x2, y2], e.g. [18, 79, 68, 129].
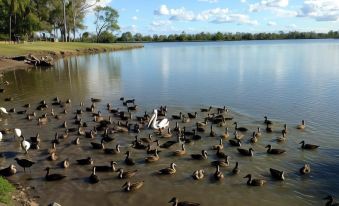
[20, 136, 30, 154]
[14, 128, 22, 138]
[0, 107, 8, 114]
[148, 109, 169, 130]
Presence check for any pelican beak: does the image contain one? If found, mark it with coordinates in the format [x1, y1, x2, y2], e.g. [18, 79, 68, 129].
[147, 113, 156, 128]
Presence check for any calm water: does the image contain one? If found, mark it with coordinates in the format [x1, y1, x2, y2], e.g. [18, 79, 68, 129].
[1, 40, 339, 205]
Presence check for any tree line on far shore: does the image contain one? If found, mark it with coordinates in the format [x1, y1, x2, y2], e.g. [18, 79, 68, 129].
[83, 30, 339, 43]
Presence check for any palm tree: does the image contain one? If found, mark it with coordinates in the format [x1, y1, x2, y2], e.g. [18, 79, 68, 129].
[4, 0, 29, 42]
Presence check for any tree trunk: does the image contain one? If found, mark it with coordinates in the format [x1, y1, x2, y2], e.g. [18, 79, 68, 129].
[63, 0, 67, 42]
[9, 14, 11, 42]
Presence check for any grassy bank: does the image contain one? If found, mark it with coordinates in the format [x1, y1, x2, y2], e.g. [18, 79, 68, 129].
[0, 177, 15, 205]
[0, 41, 143, 58]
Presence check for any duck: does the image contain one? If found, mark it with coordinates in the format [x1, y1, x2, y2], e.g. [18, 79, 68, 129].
[300, 140, 319, 150]
[250, 132, 258, 143]
[217, 106, 227, 113]
[104, 144, 121, 155]
[182, 127, 194, 136]
[140, 134, 153, 143]
[196, 123, 205, 133]
[212, 138, 223, 150]
[158, 163, 177, 175]
[282, 124, 288, 134]
[264, 116, 273, 125]
[145, 149, 160, 163]
[216, 147, 227, 159]
[0, 164, 17, 177]
[300, 164, 311, 175]
[234, 122, 248, 132]
[95, 161, 117, 172]
[168, 197, 200, 206]
[118, 168, 138, 179]
[323, 195, 339, 206]
[221, 127, 230, 139]
[45, 167, 66, 181]
[89, 166, 100, 184]
[255, 127, 262, 137]
[91, 97, 101, 103]
[269, 168, 285, 180]
[30, 133, 41, 143]
[200, 106, 212, 112]
[237, 148, 254, 156]
[192, 169, 204, 180]
[72, 137, 80, 145]
[48, 143, 57, 154]
[232, 162, 240, 175]
[265, 144, 286, 154]
[192, 129, 202, 140]
[172, 112, 182, 120]
[196, 119, 208, 128]
[20, 136, 31, 154]
[229, 138, 241, 147]
[125, 151, 135, 166]
[122, 181, 144, 192]
[15, 158, 35, 172]
[266, 122, 273, 133]
[162, 128, 173, 138]
[0, 107, 8, 115]
[209, 125, 216, 137]
[211, 155, 230, 167]
[181, 115, 190, 123]
[48, 152, 58, 161]
[244, 174, 266, 186]
[157, 139, 177, 149]
[52, 133, 60, 144]
[276, 131, 287, 142]
[187, 112, 197, 119]
[62, 159, 70, 168]
[234, 131, 244, 140]
[77, 157, 94, 165]
[214, 165, 224, 181]
[191, 150, 208, 160]
[297, 120, 305, 130]
[172, 143, 185, 156]
[91, 138, 105, 149]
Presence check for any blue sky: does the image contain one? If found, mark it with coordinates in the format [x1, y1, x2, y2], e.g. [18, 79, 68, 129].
[84, 0, 339, 35]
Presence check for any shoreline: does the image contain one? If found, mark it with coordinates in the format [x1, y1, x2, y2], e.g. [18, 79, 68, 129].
[0, 42, 144, 72]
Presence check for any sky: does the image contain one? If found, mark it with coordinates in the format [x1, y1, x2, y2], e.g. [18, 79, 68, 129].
[83, 0, 339, 35]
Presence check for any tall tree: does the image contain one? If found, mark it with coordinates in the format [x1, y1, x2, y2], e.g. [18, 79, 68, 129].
[94, 6, 119, 43]
[70, 0, 98, 41]
[4, 0, 29, 41]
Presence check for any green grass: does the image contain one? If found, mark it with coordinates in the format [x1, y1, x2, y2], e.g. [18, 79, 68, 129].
[0, 41, 143, 57]
[0, 177, 15, 204]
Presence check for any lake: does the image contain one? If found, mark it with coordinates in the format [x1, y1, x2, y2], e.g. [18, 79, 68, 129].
[1, 40, 338, 205]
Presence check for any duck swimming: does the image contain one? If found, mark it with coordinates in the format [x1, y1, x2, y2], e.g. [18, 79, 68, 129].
[122, 181, 144, 192]
[168, 197, 200, 206]
[244, 174, 266, 186]
[158, 163, 177, 175]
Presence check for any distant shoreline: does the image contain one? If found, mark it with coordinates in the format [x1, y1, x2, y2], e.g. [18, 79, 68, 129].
[0, 42, 143, 71]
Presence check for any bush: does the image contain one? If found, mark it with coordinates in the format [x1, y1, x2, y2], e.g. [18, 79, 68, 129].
[0, 177, 15, 204]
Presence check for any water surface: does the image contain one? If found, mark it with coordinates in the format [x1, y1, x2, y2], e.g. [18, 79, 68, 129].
[1, 40, 339, 205]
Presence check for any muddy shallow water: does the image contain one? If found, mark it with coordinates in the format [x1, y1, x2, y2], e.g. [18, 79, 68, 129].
[1, 40, 339, 205]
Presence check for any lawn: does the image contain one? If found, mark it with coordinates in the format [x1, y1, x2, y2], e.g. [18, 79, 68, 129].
[0, 177, 15, 204]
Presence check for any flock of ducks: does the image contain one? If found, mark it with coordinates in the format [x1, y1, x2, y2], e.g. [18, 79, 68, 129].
[0, 92, 335, 206]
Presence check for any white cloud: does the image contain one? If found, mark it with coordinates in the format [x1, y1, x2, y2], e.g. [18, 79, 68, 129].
[151, 20, 172, 27]
[240, 0, 247, 3]
[298, 0, 339, 21]
[198, 0, 219, 3]
[132, 16, 138, 21]
[249, 0, 297, 17]
[267, 21, 277, 26]
[154, 5, 257, 26]
[212, 14, 259, 25]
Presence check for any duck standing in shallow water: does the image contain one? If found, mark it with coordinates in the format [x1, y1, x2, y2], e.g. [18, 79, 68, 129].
[168, 197, 200, 206]
[15, 158, 35, 172]
[122, 181, 144, 192]
[244, 174, 266, 186]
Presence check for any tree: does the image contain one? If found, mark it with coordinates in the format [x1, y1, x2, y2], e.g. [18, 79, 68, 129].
[70, 0, 98, 41]
[94, 6, 119, 43]
[119, 32, 132, 42]
[3, 0, 29, 41]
